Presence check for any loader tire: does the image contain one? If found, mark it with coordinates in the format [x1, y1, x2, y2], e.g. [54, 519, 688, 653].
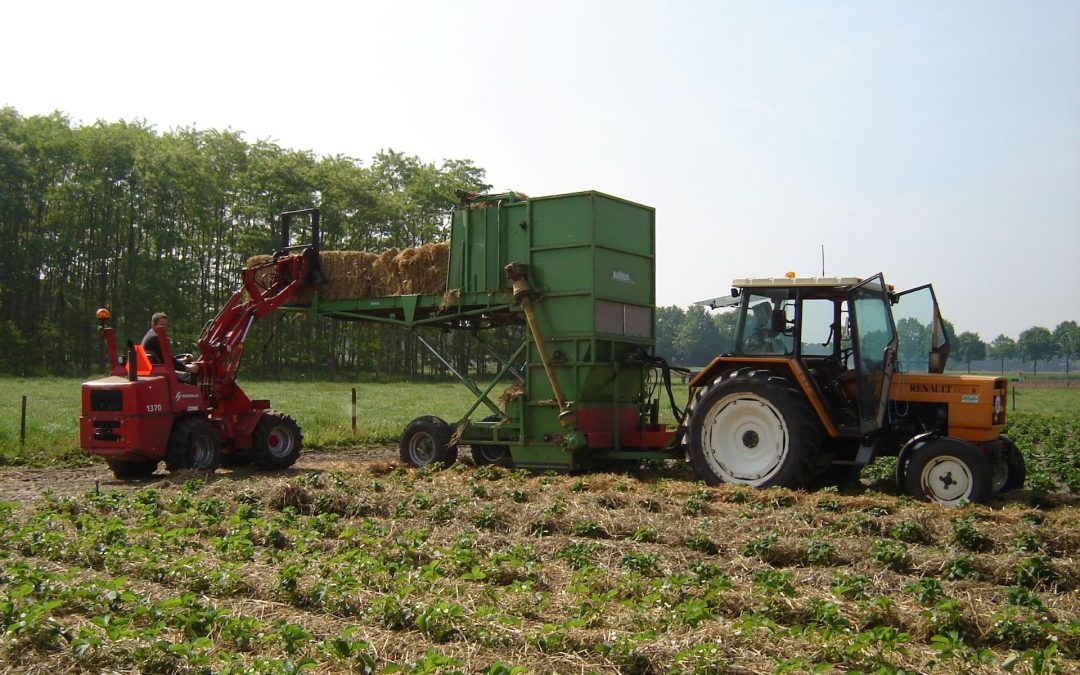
[166, 417, 222, 473]
[107, 459, 159, 480]
[685, 368, 820, 488]
[252, 412, 302, 470]
[400, 416, 458, 468]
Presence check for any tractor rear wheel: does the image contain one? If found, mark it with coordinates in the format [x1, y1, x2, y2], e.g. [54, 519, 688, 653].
[252, 412, 302, 470]
[400, 416, 458, 468]
[685, 368, 820, 488]
[990, 435, 1026, 494]
[166, 417, 222, 472]
[905, 438, 992, 505]
[107, 459, 158, 480]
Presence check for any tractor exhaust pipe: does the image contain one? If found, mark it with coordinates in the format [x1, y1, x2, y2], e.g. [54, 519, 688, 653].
[126, 342, 138, 382]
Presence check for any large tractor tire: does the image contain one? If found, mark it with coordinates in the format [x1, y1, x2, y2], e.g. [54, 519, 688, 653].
[685, 368, 820, 488]
[107, 459, 159, 480]
[989, 435, 1026, 495]
[904, 437, 992, 505]
[471, 414, 512, 467]
[165, 417, 223, 472]
[252, 411, 302, 470]
[400, 416, 458, 468]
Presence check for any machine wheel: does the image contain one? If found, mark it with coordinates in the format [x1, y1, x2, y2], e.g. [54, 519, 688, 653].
[904, 438, 992, 505]
[990, 435, 1026, 494]
[400, 416, 458, 468]
[471, 414, 512, 467]
[685, 368, 820, 488]
[472, 444, 512, 466]
[252, 412, 302, 470]
[166, 417, 222, 472]
[107, 459, 158, 479]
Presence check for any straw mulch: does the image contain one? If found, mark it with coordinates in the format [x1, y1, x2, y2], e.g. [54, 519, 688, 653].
[245, 242, 450, 304]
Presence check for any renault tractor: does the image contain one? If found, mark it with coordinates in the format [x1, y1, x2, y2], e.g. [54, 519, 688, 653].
[684, 274, 1023, 505]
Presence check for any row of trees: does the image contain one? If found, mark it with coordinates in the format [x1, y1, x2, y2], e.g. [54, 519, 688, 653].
[2, 108, 1073, 379]
[653, 302, 1079, 374]
[0, 108, 493, 377]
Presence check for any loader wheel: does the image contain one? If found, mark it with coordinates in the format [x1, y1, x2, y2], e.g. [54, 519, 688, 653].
[471, 414, 512, 467]
[685, 368, 820, 488]
[107, 459, 158, 480]
[252, 412, 302, 470]
[990, 435, 1026, 494]
[400, 416, 458, 468]
[905, 438, 991, 505]
[166, 417, 222, 472]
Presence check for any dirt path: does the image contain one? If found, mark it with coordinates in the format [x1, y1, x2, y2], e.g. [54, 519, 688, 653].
[0, 446, 399, 509]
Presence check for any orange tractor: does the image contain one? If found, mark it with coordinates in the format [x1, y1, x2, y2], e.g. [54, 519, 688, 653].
[683, 275, 1022, 505]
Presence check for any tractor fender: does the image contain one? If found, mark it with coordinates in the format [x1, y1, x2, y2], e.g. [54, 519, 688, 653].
[894, 432, 941, 490]
[686, 357, 840, 438]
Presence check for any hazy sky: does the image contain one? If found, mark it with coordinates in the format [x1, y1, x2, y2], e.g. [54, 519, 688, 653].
[4, 0, 1078, 339]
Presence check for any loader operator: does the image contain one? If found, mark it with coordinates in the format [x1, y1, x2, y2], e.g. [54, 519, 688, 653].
[142, 312, 200, 384]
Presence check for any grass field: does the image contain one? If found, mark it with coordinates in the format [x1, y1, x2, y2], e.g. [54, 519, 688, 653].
[2, 377, 1078, 467]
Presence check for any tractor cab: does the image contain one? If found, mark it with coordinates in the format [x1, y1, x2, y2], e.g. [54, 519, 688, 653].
[699, 274, 900, 438]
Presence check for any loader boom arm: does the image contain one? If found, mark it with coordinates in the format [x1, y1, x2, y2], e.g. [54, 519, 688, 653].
[196, 209, 324, 409]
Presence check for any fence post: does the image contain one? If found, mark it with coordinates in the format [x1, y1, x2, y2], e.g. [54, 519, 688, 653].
[351, 387, 357, 432]
[20, 396, 27, 449]
[1011, 385, 1016, 412]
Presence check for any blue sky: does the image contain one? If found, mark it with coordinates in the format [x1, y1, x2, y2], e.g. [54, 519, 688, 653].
[3, 0, 1078, 339]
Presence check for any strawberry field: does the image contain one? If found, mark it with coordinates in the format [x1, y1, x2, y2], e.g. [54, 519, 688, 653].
[1, 447, 1078, 674]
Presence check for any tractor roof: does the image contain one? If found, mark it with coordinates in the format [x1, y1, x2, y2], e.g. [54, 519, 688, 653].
[732, 276, 863, 289]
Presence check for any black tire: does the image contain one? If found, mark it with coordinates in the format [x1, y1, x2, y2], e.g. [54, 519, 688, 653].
[990, 435, 1026, 494]
[685, 368, 820, 488]
[904, 437, 992, 505]
[252, 411, 302, 470]
[471, 414, 512, 467]
[165, 417, 222, 472]
[107, 459, 158, 479]
[400, 416, 458, 468]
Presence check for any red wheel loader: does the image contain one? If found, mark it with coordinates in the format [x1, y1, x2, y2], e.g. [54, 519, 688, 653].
[80, 209, 326, 479]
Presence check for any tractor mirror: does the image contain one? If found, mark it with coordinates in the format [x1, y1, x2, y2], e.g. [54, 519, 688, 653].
[928, 350, 945, 374]
[771, 308, 788, 334]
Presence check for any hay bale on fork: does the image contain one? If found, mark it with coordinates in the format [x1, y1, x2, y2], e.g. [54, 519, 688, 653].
[240, 243, 450, 305]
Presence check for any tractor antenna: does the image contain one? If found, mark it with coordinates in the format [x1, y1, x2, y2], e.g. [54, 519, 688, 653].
[821, 245, 826, 277]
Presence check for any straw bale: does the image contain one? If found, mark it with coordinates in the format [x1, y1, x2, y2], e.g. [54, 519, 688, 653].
[239, 242, 451, 305]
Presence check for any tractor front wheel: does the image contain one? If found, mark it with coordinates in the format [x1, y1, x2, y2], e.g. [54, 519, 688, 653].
[166, 417, 222, 472]
[685, 368, 820, 488]
[904, 438, 992, 505]
[400, 416, 458, 468]
[252, 412, 302, 470]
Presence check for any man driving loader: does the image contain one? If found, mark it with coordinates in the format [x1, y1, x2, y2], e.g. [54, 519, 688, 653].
[141, 312, 200, 383]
